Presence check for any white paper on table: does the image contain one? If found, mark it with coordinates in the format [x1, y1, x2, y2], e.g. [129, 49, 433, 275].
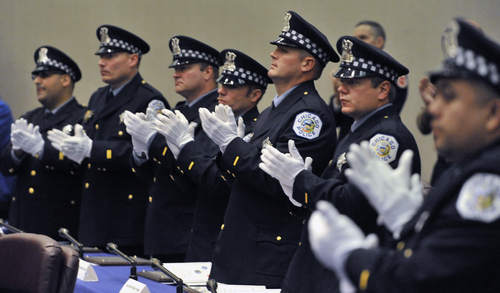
[192, 282, 280, 293]
[162, 262, 212, 286]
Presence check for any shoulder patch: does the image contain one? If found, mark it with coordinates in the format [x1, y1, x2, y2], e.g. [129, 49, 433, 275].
[456, 173, 500, 223]
[292, 112, 322, 140]
[369, 134, 399, 163]
[397, 75, 408, 89]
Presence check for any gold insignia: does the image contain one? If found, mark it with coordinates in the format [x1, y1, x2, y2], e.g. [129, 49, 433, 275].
[38, 47, 50, 64]
[477, 193, 495, 210]
[336, 152, 347, 172]
[222, 51, 237, 72]
[83, 110, 94, 123]
[341, 39, 354, 63]
[99, 27, 111, 45]
[171, 37, 181, 56]
[262, 137, 272, 148]
[442, 20, 460, 58]
[282, 12, 292, 32]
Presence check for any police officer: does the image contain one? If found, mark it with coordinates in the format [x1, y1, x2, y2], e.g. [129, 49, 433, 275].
[0, 46, 85, 239]
[153, 49, 269, 261]
[309, 18, 500, 293]
[125, 36, 220, 262]
[259, 36, 421, 292]
[198, 11, 338, 287]
[48, 25, 168, 255]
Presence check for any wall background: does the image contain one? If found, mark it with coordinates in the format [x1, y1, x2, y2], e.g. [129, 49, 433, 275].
[1, 0, 499, 182]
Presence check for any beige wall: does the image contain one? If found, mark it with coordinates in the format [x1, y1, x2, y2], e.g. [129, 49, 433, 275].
[1, 0, 500, 182]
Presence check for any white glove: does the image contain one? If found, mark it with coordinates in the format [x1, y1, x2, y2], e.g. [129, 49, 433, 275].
[259, 139, 312, 207]
[199, 104, 239, 153]
[153, 109, 197, 159]
[345, 141, 423, 239]
[309, 201, 379, 293]
[10, 118, 30, 150]
[123, 110, 156, 158]
[10, 123, 44, 157]
[48, 124, 92, 164]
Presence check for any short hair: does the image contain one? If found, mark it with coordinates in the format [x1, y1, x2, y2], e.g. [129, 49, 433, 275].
[370, 76, 396, 102]
[298, 50, 324, 80]
[246, 83, 266, 100]
[199, 62, 219, 82]
[355, 20, 386, 43]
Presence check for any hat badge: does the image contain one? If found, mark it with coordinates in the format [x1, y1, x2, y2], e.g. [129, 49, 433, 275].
[171, 37, 181, 56]
[38, 47, 50, 64]
[222, 52, 237, 72]
[282, 12, 292, 32]
[341, 39, 354, 63]
[100, 27, 111, 45]
[442, 20, 460, 58]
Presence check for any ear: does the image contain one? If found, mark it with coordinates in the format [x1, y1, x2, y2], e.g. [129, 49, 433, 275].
[129, 53, 139, 67]
[485, 99, 500, 132]
[248, 88, 263, 103]
[202, 65, 214, 81]
[300, 56, 316, 74]
[59, 74, 72, 88]
[377, 80, 391, 101]
[374, 36, 385, 49]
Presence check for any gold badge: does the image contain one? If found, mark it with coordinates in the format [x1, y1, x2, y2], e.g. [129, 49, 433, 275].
[341, 39, 354, 63]
[222, 51, 237, 72]
[282, 12, 292, 32]
[262, 137, 272, 148]
[171, 37, 181, 56]
[442, 20, 460, 58]
[83, 110, 94, 123]
[336, 152, 347, 172]
[38, 47, 50, 64]
[99, 27, 111, 45]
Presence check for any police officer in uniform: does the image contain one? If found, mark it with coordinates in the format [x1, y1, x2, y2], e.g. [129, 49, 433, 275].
[309, 18, 500, 293]
[259, 36, 420, 292]
[1, 46, 85, 239]
[125, 36, 220, 262]
[199, 11, 338, 288]
[48, 25, 167, 255]
[153, 49, 269, 261]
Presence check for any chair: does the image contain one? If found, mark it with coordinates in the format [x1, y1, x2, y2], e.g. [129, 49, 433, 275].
[57, 245, 80, 293]
[0, 233, 63, 293]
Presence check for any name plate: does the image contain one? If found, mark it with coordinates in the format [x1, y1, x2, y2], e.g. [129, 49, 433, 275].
[119, 278, 150, 293]
[77, 259, 98, 282]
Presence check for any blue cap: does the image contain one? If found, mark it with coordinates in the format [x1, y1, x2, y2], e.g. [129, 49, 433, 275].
[218, 49, 272, 89]
[168, 35, 221, 68]
[95, 25, 150, 56]
[32, 45, 81, 82]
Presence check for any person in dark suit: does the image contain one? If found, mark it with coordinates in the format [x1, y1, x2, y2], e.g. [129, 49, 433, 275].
[125, 35, 220, 262]
[47, 25, 167, 256]
[309, 18, 500, 293]
[152, 49, 269, 261]
[0, 46, 85, 239]
[259, 36, 420, 292]
[198, 10, 338, 288]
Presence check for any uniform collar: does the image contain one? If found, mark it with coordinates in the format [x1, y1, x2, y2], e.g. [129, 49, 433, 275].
[272, 85, 299, 107]
[351, 103, 392, 132]
[187, 88, 218, 107]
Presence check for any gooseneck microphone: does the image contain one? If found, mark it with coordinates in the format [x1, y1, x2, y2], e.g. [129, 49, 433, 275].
[58, 227, 84, 258]
[206, 278, 218, 293]
[106, 242, 138, 280]
[0, 218, 24, 233]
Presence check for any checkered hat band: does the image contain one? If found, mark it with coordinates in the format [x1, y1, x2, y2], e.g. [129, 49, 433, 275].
[176, 49, 218, 65]
[38, 59, 76, 80]
[221, 67, 268, 88]
[280, 29, 327, 64]
[453, 47, 499, 85]
[341, 57, 398, 82]
[103, 38, 141, 54]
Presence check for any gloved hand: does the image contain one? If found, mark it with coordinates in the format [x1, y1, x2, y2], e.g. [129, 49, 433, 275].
[153, 109, 197, 159]
[48, 124, 92, 164]
[199, 104, 239, 153]
[259, 139, 312, 207]
[123, 110, 156, 158]
[345, 141, 423, 239]
[309, 201, 379, 293]
[11, 122, 45, 157]
[10, 118, 30, 150]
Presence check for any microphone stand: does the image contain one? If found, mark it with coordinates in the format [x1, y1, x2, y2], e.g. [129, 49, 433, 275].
[58, 227, 84, 258]
[106, 242, 138, 280]
[0, 218, 24, 233]
[150, 258, 201, 293]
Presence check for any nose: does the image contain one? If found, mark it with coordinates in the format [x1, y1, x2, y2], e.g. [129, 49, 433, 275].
[217, 86, 226, 96]
[337, 82, 348, 95]
[33, 76, 42, 84]
[98, 57, 106, 67]
[173, 70, 181, 78]
[270, 49, 277, 59]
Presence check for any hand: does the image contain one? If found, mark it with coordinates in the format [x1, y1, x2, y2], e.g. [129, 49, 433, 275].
[199, 104, 239, 153]
[419, 77, 436, 106]
[123, 110, 156, 158]
[48, 124, 92, 164]
[309, 201, 378, 293]
[259, 139, 312, 207]
[345, 141, 423, 238]
[10, 118, 29, 150]
[10, 123, 44, 157]
[153, 109, 197, 159]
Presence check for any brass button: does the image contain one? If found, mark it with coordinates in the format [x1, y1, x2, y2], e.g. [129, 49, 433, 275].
[153, 177, 157, 183]
[34, 154, 39, 159]
[102, 168, 106, 172]
[70, 200, 76, 205]
[70, 170, 75, 175]
[28, 187, 35, 194]
[84, 182, 90, 189]
[8, 168, 14, 174]
[148, 196, 152, 203]
[128, 194, 133, 200]
[304, 91, 308, 95]
[404, 248, 413, 258]
[95, 124, 99, 130]
[87, 163, 91, 169]
[12, 196, 16, 201]
[384, 116, 389, 119]
[169, 174, 175, 181]
[396, 241, 405, 251]
[276, 236, 282, 241]
[220, 224, 224, 230]
[30, 170, 36, 176]
[131, 167, 136, 173]
[118, 130, 124, 136]
[298, 242, 302, 246]
[141, 80, 146, 84]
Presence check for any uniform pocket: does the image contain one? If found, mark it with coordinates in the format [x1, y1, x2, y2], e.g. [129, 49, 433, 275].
[254, 230, 298, 277]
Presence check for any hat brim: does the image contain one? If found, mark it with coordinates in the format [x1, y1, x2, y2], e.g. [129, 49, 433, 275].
[334, 67, 377, 79]
[95, 46, 129, 56]
[31, 65, 65, 76]
[270, 37, 300, 49]
[217, 75, 248, 87]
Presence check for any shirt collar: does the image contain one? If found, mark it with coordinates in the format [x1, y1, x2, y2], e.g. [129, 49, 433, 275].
[272, 85, 299, 107]
[351, 103, 392, 132]
[187, 88, 217, 107]
[47, 97, 75, 114]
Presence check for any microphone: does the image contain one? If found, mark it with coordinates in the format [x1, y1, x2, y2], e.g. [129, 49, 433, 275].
[106, 242, 138, 280]
[146, 100, 166, 121]
[150, 258, 201, 293]
[0, 218, 24, 233]
[207, 278, 218, 293]
[58, 227, 84, 258]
